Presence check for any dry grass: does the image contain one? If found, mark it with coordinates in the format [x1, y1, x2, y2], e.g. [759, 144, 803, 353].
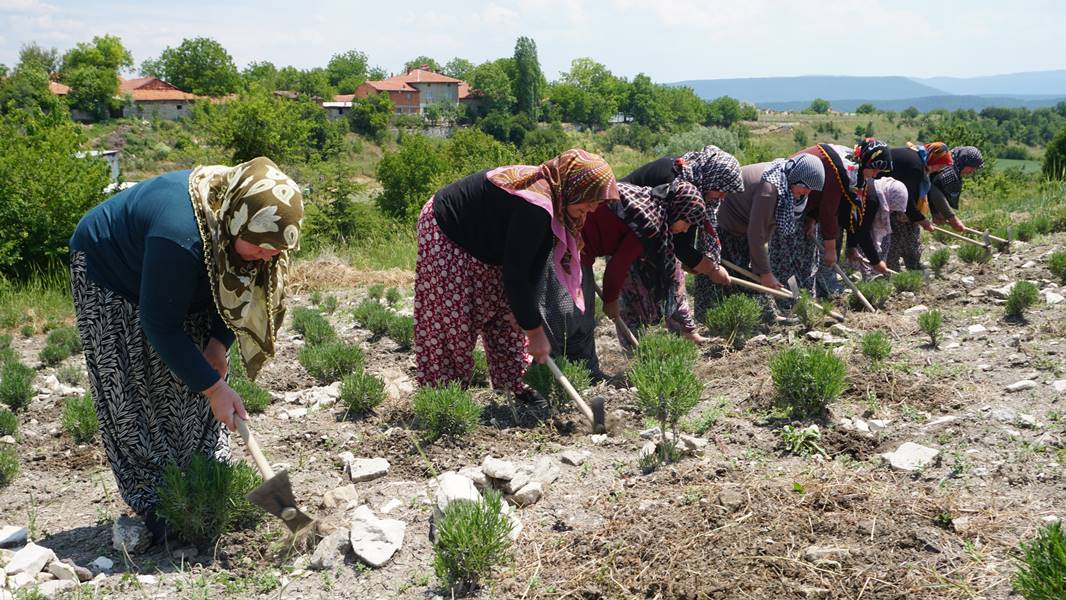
[289, 253, 414, 292]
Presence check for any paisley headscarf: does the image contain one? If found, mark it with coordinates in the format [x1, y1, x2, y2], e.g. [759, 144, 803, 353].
[487, 149, 619, 312]
[612, 180, 704, 313]
[188, 156, 303, 380]
[672, 145, 744, 195]
[869, 177, 908, 254]
[760, 154, 825, 237]
[923, 142, 954, 169]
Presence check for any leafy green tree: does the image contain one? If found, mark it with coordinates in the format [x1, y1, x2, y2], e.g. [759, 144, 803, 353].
[467, 61, 514, 113]
[140, 37, 240, 96]
[348, 92, 393, 142]
[368, 66, 388, 80]
[61, 34, 132, 73]
[443, 57, 475, 80]
[18, 43, 60, 74]
[60, 34, 133, 119]
[1044, 123, 1066, 179]
[521, 123, 570, 165]
[653, 126, 739, 157]
[444, 128, 519, 180]
[275, 66, 334, 99]
[855, 103, 877, 114]
[326, 50, 369, 94]
[624, 73, 669, 131]
[376, 135, 448, 220]
[558, 58, 622, 129]
[0, 108, 110, 276]
[705, 96, 743, 128]
[241, 61, 279, 91]
[0, 64, 64, 114]
[807, 98, 831, 114]
[660, 85, 705, 129]
[403, 56, 441, 73]
[512, 37, 543, 121]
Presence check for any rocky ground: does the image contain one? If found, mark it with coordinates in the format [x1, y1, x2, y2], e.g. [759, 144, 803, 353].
[1, 233, 1065, 599]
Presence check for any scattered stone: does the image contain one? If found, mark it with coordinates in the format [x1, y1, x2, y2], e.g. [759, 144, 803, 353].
[678, 434, 708, 455]
[434, 472, 480, 518]
[501, 470, 531, 495]
[717, 489, 745, 512]
[976, 364, 992, 371]
[0, 526, 28, 548]
[880, 442, 939, 472]
[322, 484, 359, 509]
[1006, 380, 1037, 393]
[1053, 380, 1066, 393]
[803, 546, 852, 562]
[8, 572, 34, 590]
[379, 499, 402, 514]
[639, 441, 657, 459]
[952, 515, 975, 534]
[967, 324, 988, 336]
[4, 543, 55, 577]
[349, 505, 405, 568]
[989, 283, 1015, 300]
[36, 580, 77, 598]
[1022, 260, 1037, 269]
[991, 408, 1017, 422]
[481, 457, 517, 481]
[112, 515, 150, 554]
[904, 305, 928, 315]
[136, 574, 158, 586]
[943, 342, 960, 350]
[36, 374, 84, 398]
[868, 419, 889, 432]
[347, 457, 390, 483]
[960, 276, 976, 287]
[72, 565, 92, 582]
[638, 428, 659, 440]
[590, 434, 608, 444]
[37, 571, 56, 583]
[925, 415, 960, 428]
[499, 499, 524, 541]
[1046, 292, 1066, 305]
[457, 466, 487, 490]
[509, 482, 543, 507]
[283, 382, 341, 408]
[1042, 515, 1061, 524]
[530, 457, 560, 486]
[1018, 414, 1039, 429]
[851, 419, 870, 434]
[47, 561, 78, 583]
[279, 407, 307, 420]
[89, 556, 113, 572]
[829, 324, 851, 336]
[309, 528, 351, 571]
[559, 450, 591, 466]
[0, 548, 12, 568]
[805, 330, 825, 341]
[0, 435, 13, 445]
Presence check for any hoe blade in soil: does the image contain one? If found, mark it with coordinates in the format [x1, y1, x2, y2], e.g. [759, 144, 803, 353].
[246, 470, 315, 534]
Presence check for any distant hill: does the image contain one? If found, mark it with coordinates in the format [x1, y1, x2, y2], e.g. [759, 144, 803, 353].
[671, 70, 1066, 111]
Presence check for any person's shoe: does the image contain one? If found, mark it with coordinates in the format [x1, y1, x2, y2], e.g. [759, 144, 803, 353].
[514, 388, 548, 410]
[588, 368, 610, 385]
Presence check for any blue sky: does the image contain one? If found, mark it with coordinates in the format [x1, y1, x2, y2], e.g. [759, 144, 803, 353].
[2, 0, 1063, 82]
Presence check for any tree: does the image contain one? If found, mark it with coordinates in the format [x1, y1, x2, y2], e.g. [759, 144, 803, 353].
[327, 50, 369, 94]
[376, 135, 449, 220]
[807, 98, 831, 114]
[467, 61, 514, 113]
[348, 92, 393, 142]
[368, 66, 388, 80]
[855, 103, 877, 114]
[557, 58, 623, 129]
[140, 37, 240, 96]
[275, 66, 334, 99]
[705, 96, 743, 128]
[60, 35, 133, 119]
[241, 61, 279, 91]
[521, 123, 570, 165]
[61, 34, 132, 73]
[18, 43, 60, 74]
[443, 58, 475, 80]
[0, 63, 64, 114]
[1044, 123, 1066, 179]
[403, 56, 441, 73]
[512, 37, 543, 121]
[624, 73, 669, 131]
[794, 129, 809, 147]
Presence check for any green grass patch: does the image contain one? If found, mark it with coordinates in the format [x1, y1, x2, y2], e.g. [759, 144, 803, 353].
[1005, 281, 1040, 320]
[471, 349, 489, 387]
[851, 279, 893, 310]
[38, 325, 82, 366]
[770, 345, 846, 419]
[298, 341, 364, 384]
[703, 294, 762, 348]
[230, 377, 272, 414]
[61, 393, 97, 444]
[353, 300, 392, 337]
[0, 447, 17, 487]
[340, 370, 386, 417]
[0, 407, 16, 437]
[290, 307, 336, 346]
[0, 359, 34, 412]
[861, 331, 892, 364]
[929, 248, 950, 278]
[156, 454, 263, 546]
[1013, 521, 1066, 600]
[892, 270, 924, 293]
[385, 287, 402, 307]
[387, 315, 414, 349]
[413, 383, 481, 441]
[957, 244, 991, 264]
[1048, 251, 1066, 285]
[918, 309, 944, 348]
[0, 270, 74, 333]
[524, 357, 590, 410]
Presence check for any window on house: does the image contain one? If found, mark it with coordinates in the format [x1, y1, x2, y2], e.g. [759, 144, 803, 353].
[176, 105, 182, 110]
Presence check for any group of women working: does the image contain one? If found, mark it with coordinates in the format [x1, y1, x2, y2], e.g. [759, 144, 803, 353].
[66, 134, 983, 537]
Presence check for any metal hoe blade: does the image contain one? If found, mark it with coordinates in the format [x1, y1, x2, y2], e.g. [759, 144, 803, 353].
[246, 469, 315, 533]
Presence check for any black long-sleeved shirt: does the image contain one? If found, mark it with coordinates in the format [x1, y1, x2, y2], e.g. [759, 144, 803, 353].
[432, 170, 553, 330]
[884, 148, 929, 223]
[843, 190, 883, 263]
[619, 157, 702, 269]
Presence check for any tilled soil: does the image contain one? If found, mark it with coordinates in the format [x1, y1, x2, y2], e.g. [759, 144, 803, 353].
[1, 235, 1064, 599]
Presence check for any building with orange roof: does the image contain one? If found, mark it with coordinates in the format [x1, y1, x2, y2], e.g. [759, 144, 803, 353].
[117, 76, 202, 120]
[349, 67, 477, 115]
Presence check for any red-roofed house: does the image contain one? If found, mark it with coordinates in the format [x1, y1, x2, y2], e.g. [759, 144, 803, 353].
[118, 77, 202, 120]
[351, 68, 474, 115]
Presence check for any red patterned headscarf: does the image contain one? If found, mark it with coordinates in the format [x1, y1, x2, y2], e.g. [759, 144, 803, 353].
[923, 142, 954, 169]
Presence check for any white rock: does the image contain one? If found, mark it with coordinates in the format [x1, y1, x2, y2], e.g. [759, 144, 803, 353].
[283, 382, 341, 408]
[925, 415, 960, 428]
[435, 472, 480, 518]
[590, 434, 608, 444]
[284, 407, 308, 419]
[943, 342, 961, 350]
[322, 484, 359, 509]
[1053, 380, 1066, 393]
[136, 574, 157, 586]
[499, 499, 524, 541]
[89, 556, 113, 572]
[880, 442, 939, 472]
[530, 457, 560, 486]
[379, 499, 402, 514]
[1042, 515, 1062, 524]
[457, 466, 488, 490]
[348, 505, 404, 568]
[967, 324, 988, 336]
[992, 408, 1017, 422]
[976, 364, 992, 371]
[1046, 292, 1066, 305]
[47, 561, 78, 583]
[904, 305, 929, 315]
[803, 546, 852, 562]
[8, 571, 34, 589]
[868, 419, 889, 432]
[829, 324, 851, 336]
[1018, 414, 1038, 429]
[37, 579, 78, 598]
[4, 543, 55, 577]
[0, 436, 13, 445]
[989, 283, 1016, 299]
[639, 441, 657, 459]
[1022, 260, 1038, 269]
[806, 331, 825, 341]
[638, 428, 659, 440]
[960, 276, 976, 287]
[347, 457, 389, 483]
[112, 515, 150, 554]
[510, 482, 543, 507]
[679, 434, 709, 455]
[481, 457, 517, 481]
[0, 548, 12, 568]
[501, 470, 530, 495]
[0, 527, 28, 548]
[851, 419, 870, 433]
[1006, 380, 1037, 393]
[560, 450, 591, 466]
[309, 529, 351, 571]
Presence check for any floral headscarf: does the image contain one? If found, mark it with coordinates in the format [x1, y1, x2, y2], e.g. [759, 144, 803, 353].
[188, 156, 303, 379]
[487, 149, 619, 313]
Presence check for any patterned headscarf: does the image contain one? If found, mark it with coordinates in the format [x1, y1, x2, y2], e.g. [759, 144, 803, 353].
[923, 142, 954, 169]
[672, 145, 744, 195]
[612, 180, 704, 311]
[817, 144, 865, 232]
[869, 177, 908, 254]
[487, 149, 619, 312]
[760, 154, 825, 236]
[951, 146, 985, 171]
[188, 157, 304, 379]
[852, 138, 893, 176]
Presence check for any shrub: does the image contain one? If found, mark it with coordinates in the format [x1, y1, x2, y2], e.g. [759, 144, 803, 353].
[340, 370, 386, 417]
[523, 357, 590, 410]
[385, 287, 402, 307]
[230, 377, 271, 414]
[385, 315, 413, 350]
[471, 349, 489, 387]
[0, 360, 34, 412]
[1005, 281, 1040, 319]
[1049, 251, 1066, 285]
[298, 341, 364, 384]
[861, 331, 892, 363]
[155, 454, 263, 546]
[0, 407, 16, 437]
[703, 294, 762, 348]
[633, 330, 699, 366]
[38, 325, 82, 366]
[958, 244, 991, 264]
[929, 248, 951, 277]
[432, 489, 513, 592]
[918, 310, 944, 348]
[651, 125, 740, 157]
[1013, 521, 1066, 600]
[413, 383, 481, 441]
[793, 291, 829, 331]
[770, 345, 847, 418]
[376, 134, 449, 220]
[851, 279, 893, 310]
[290, 307, 336, 346]
[62, 393, 97, 444]
[628, 353, 703, 441]
[320, 295, 338, 315]
[353, 300, 392, 337]
[779, 424, 827, 457]
[367, 284, 385, 302]
[56, 364, 83, 386]
[0, 447, 17, 487]
[892, 270, 924, 293]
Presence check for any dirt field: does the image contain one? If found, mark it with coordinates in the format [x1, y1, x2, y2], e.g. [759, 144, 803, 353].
[2, 234, 1064, 599]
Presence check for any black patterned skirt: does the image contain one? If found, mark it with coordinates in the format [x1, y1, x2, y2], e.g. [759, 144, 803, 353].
[69, 252, 229, 515]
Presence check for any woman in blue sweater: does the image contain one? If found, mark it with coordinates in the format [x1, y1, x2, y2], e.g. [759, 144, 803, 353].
[69, 156, 303, 539]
